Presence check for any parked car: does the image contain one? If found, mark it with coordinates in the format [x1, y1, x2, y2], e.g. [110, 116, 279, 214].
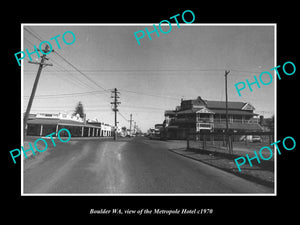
[251, 135, 262, 143]
[240, 135, 262, 143]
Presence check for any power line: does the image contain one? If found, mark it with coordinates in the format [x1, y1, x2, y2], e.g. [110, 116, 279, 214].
[119, 89, 180, 101]
[30, 68, 265, 74]
[24, 27, 110, 94]
[24, 27, 43, 42]
[23, 68, 265, 79]
[24, 90, 107, 99]
[118, 111, 129, 122]
[46, 68, 227, 72]
[121, 105, 166, 111]
[47, 67, 93, 91]
[24, 37, 36, 48]
[53, 51, 109, 93]
[25, 62, 109, 100]
[231, 69, 263, 74]
[48, 60, 106, 91]
[25, 68, 229, 73]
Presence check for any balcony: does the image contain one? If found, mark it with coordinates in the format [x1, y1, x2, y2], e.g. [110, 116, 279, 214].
[214, 118, 259, 124]
[196, 123, 213, 132]
[196, 118, 213, 123]
[169, 116, 259, 126]
[170, 118, 195, 124]
[198, 123, 213, 128]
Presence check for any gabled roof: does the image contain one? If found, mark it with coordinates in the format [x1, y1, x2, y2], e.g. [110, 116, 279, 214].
[181, 96, 253, 111]
[242, 102, 255, 111]
[181, 96, 207, 108]
[176, 108, 200, 114]
[195, 108, 215, 114]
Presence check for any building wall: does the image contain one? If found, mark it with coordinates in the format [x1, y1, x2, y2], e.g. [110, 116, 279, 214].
[36, 112, 84, 123]
[27, 123, 111, 137]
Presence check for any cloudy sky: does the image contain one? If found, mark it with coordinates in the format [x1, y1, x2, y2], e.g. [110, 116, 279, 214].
[23, 24, 275, 132]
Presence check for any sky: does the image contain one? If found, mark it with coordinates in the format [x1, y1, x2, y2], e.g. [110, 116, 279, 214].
[23, 24, 275, 132]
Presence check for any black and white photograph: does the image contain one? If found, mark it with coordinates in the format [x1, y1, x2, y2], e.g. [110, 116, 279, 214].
[4, 5, 298, 220]
[21, 24, 275, 195]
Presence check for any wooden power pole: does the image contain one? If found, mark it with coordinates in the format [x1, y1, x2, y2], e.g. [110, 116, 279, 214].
[129, 113, 133, 136]
[23, 45, 53, 136]
[224, 70, 233, 154]
[111, 88, 120, 140]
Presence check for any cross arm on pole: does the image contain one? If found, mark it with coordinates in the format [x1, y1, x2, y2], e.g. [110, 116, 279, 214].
[28, 61, 53, 66]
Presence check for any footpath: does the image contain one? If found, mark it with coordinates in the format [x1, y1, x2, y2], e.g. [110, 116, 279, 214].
[165, 140, 274, 188]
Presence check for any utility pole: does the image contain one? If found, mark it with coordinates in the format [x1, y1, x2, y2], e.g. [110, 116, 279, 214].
[129, 113, 133, 136]
[224, 70, 232, 154]
[23, 45, 53, 136]
[111, 88, 120, 140]
[134, 121, 137, 135]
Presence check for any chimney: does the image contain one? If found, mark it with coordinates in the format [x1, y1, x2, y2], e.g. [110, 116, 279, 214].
[259, 115, 264, 125]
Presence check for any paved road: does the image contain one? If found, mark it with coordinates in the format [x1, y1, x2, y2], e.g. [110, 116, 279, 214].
[23, 137, 273, 194]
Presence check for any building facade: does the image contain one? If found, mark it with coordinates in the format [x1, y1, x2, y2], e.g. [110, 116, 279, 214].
[164, 96, 263, 139]
[26, 112, 113, 137]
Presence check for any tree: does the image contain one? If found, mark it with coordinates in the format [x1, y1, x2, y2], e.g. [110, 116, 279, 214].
[264, 115, 274, 132]
[73, 101, 85, 118]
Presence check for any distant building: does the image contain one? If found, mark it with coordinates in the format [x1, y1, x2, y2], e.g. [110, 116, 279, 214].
[147, 128, 156, 136]
[87, 121, 113, 137]
[164, 96, 263, 139]
[153, 124, 163, 136]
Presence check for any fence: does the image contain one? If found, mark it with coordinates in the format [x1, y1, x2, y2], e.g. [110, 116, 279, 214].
[186, 131, 274, 157]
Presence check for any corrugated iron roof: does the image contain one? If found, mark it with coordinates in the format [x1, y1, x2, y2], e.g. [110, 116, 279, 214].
[177, 108, 200, 114]
[206, 100, 246, 109]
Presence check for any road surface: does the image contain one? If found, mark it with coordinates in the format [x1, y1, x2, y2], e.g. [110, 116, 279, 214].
[23, 137, 273, 194]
